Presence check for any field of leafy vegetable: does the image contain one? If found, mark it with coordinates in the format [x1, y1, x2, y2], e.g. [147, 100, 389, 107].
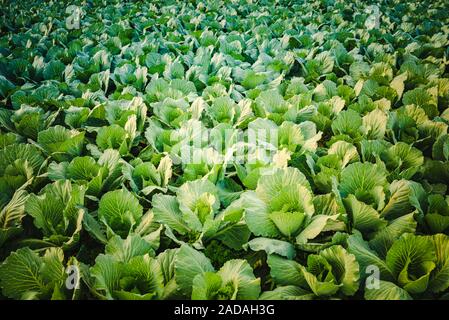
[0, 0, 449, 300]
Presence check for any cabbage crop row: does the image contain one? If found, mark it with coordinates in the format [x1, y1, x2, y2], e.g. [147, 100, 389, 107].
[0, 0, 449, 300]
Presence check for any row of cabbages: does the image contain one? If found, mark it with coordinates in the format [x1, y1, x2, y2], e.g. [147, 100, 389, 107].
[0, 0, 449, 299]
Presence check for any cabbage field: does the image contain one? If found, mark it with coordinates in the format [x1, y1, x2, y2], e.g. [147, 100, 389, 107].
[0, 0, 449, 301]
